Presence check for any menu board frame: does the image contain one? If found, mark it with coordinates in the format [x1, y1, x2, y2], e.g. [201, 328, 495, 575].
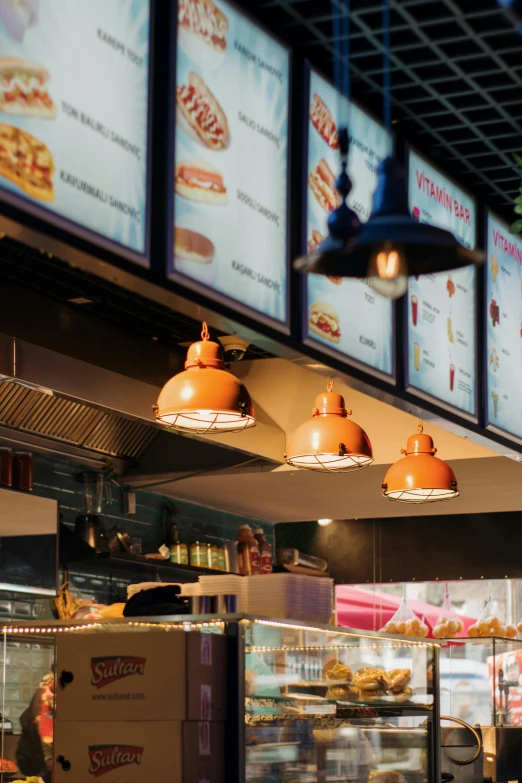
[405, 145, 479, 423]
[484, 209, 522, 445]
[0, 0, 154, 268]
[302, 63, 396, 384]
[168, 0, 292, 334]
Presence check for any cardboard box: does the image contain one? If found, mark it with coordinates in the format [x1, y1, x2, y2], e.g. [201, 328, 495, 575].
[56, 630, 226, 722]
[53, 721, 225, 783]
[54, 721, 183, 783]
[183, 721, 224, 783]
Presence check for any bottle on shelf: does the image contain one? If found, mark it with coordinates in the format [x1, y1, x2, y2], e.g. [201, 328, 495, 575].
[237, 525, 260, 575]
[169, 524, 189, 565]
[253, 528, 273, 574]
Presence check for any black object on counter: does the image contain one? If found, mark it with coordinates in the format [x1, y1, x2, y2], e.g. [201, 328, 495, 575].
[123, 585, 190, 617]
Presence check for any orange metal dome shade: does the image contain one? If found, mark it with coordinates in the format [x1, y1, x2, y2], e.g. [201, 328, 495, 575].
[382, 424, 459, 503]
[285, 381, 373, 472]
[153, 323, 255, 434]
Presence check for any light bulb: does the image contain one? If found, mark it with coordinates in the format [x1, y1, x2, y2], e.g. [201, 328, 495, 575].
[367, 242, 408, 299]
[318, 518, 333, 527]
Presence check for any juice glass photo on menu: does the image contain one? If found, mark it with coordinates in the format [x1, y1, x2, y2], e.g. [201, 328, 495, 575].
[411, 295, 418, 326]
[414, 343, 421, 371]
[492, 391, 499, 418]
[449, 364, 455, 392]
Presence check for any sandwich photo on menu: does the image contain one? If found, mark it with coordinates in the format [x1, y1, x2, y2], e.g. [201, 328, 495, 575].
[0, 123, 54, 201]
[177, 71, 230, 151]
[309, 301, 341, 344]
[0, 57, 56, 118]
[175, 226, 215, 264]
[178, 0, 228, 58]
[310, 93, 339, 150]
[175, 159, 227, 205]
[309, 159, 340, 213]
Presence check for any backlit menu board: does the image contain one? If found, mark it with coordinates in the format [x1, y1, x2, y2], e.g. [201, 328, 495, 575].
[407, 149, 477, 418]
[486, 213, 522, 441]
[171, 0, 290, 330]
[305, 68, 394, 380]
[0, 0, 151, 264]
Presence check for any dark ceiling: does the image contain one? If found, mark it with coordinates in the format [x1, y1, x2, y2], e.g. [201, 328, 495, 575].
[239, 0, 522, 225]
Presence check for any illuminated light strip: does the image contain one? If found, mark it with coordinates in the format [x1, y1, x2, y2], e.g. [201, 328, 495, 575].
[0, 620, 225, 635]
[252, 619, 437, 647]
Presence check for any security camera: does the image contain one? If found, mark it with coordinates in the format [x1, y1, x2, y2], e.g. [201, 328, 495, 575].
[218, 335, 250, 361]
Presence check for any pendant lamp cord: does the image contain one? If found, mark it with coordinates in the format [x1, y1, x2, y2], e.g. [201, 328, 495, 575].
[383, 0, 393, 154]
[333, 0, 350, 129]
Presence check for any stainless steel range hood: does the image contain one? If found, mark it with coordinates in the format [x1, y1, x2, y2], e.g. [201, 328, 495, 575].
[0, 333, 282, 474]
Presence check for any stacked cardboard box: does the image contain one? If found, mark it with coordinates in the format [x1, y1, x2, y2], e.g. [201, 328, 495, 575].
[54, 628, 226, 782]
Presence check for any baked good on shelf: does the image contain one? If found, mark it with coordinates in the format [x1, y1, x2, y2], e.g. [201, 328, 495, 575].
[386, 668, 411, 693]
[324, 662, 353, 682]
[353, 667, 387, 691]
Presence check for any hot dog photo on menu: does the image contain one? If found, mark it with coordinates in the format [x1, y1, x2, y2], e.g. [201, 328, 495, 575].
[178, 0, 228, 69]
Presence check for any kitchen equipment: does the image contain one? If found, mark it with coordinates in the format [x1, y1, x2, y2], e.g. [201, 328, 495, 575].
[75, 515, 107, 552]
[74, 471, 112, 553]
[75, 471, 111, 516]
[277, 548, 328, 572]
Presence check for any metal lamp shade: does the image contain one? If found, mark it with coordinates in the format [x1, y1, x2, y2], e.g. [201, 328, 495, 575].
[382, 429, 459, 503]
[296, 157, 483, 279]
[285, 386, 373, 472]
[154, 324, 255, 435]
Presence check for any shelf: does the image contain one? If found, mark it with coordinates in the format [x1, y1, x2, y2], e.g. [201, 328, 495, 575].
[246, 695, 433, 716]
[60, 524, 239, 581]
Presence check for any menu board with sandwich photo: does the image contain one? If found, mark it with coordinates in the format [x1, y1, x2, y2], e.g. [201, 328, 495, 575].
[171, 0, 290, 329]
[0, 0, 151, 264]
[486, 212, 522, 441]
[407, 149, 477, 418]
[305, 68, 394, 381]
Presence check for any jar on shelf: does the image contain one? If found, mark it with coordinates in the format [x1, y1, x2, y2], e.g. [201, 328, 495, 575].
[13, 452, 33, 492]
[0, 447, 12, 488]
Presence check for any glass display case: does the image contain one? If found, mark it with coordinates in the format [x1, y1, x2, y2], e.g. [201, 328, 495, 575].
[0, 616, 440, 783]
[439, 637, 522, 783]
[243, 618, 439, 783]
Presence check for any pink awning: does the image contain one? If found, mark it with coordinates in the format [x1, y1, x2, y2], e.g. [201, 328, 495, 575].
[336, 585, 476, 637]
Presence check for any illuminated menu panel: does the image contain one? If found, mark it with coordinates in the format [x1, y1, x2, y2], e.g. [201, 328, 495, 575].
[486, 212, 522, 440]
[171, 0, 290, 329]
[305, 68, 394, 380]
[0, 0, 151, 264]
[407, 149, 477, 418]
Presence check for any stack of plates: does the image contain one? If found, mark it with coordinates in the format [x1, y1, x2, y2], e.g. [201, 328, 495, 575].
[246, 574, 333, 623]
[197, 574, 248, 612]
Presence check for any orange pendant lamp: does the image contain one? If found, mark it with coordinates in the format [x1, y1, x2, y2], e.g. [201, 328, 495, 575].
[154, 323, 255, 434]
[382, 422, 459, 503]
[285, 381, 373, 472]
